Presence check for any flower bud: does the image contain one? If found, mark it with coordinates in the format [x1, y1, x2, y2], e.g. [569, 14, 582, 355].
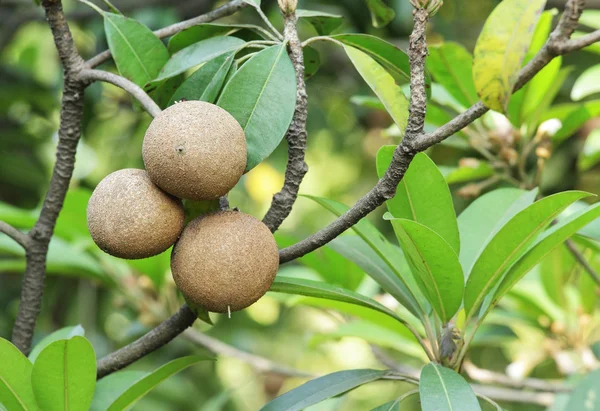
[409, 0, 443, 15]
[277, 0, 297, 14]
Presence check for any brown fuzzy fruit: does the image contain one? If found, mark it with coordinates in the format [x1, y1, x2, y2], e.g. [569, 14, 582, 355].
[171, 211, 279, 313]
[142, 101, 246, 201]
[87, 169, 185, 259]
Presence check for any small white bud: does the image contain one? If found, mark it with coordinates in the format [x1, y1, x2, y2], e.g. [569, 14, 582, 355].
[277, 0, 297, 14]
[538, 119, 563, 138]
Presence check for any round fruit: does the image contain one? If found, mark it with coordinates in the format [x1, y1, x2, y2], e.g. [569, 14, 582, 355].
[142, 101, 246, 201]
[87, 169, 185, 259]
[171, 211, 279, 313]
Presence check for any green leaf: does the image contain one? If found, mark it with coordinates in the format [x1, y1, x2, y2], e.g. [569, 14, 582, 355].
[377, 148, 460, 253]
[565, 369, 600, 410]
[327, 236, 426, 319]
[260, 369, 390, 411]
[126, 247, 171, 288]
[168, 24, 266, 53]
[0, 338, 38, 411]
[495, 203, 600, 300]
[464, 191, 592, 317]
[572, 65, 600, 101]
[457, 188, 531, 275]
[150, 36, 245, 86]
[31, 337, 96, 411]
[218, 44, 296, 171]
[333, 34, 431, 93]
[419, 363, 481, 411]
[542, 100, 600, 144]
[296, 10, 344, 36]
[442, 162, 494, 184]
[304, 195, 426, 317]
[579, 10, 600, 30]
[90, 371, 147, 411]
[270, 277, 408, 325]
[302, 46, 321, 80]
[364, 0, 395, 28]
[167, 52, 235, 106]
[473, 0, 546, 112]
[345, 46, 409, 133]
[579, 128, 600, 171]
[29, 325, 85, 363]
[103, 13, 170, 87]
[106, 356, 212, 411]
[390, 219, 464, 323]
[427, 42, 478, 108]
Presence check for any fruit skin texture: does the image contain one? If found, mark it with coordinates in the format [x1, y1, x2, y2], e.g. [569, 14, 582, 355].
[87, 169, 185, 259]
[142, 101, 246, 201]
[171, 211, 279, 313]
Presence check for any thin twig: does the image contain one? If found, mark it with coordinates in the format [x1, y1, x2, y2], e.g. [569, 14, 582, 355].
[97, 304, 197, 378]
[78, 69, 161, 117]
[278, 0, 590, 265]
[85, 0, 249, 69]
[12, 0, 87, 354]
[262, 7, 308, 232]
[254, 6, 284, 41]
[565, 239, 600, 285]
[183, 329, 313, 378]
[0, 221, 29, 249]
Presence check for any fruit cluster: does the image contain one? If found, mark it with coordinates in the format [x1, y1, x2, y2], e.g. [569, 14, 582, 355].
[87, 101, 279, 314]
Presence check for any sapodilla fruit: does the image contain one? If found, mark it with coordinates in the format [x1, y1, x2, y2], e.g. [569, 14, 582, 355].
[142, 101, 246, 201]
[87, 169, 185, 259]
[171, 211, 279, 313]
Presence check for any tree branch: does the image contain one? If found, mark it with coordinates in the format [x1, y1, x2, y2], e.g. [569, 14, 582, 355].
[0, 221, 30, 249]
[97, 304, 197, 378]
[565, 238, 600, 285]
[183, 329, 313, 378]
[78, 69, 161, 117]
[12, 0, 86, 354]
[85, 0, 249, 69]
[278, 0, 590, 264]
[262, 7, 309, 232]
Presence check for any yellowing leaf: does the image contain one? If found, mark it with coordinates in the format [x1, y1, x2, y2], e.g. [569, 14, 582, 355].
[473, 0, 546, 113]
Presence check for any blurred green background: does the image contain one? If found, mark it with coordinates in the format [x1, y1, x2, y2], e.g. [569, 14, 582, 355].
[1, 0, 599, 410]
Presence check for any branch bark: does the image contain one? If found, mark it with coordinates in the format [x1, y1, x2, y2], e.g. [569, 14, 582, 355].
[262, 7, 309, 232]
[78, 69, 161, 117]
[12, 0, 86, 354]
[85, 0, 248, 69]
[97, 304, 197, 378]
[0, 221, 29, 249]
[278, 0, 590, 264]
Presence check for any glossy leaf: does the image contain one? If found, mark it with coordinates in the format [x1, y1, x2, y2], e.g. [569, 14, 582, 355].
[167, 52, 234, 106]
[427, 42, 478, 108]
[377, 148, 460, 253]
[106, 356, 212, 411]
[270, 277, 407, 325]
[443, 162, 494, 184]
[333, 34, 431, 92]
[90, 371, 147, 411]
[31, 337, 96, 411]
[542, 100, 600, 144]
[218, 44, 296, 171]
[458, 188, 531, 275]
[364, 0, 395, 28]
[495, 203, 600, 300]
[0, 338, 38, 411]
[103, 13, 169, 87]
[304, 195, 426, 317]
[580, 10, 600, 30]
[565, 369, 600, 410]
[345, 46, 409, 132]
[472, 0, 546, 112]
[29, 325, 85, 363]
[572, 65, 600, 101]
[390, 219, 464, 323]
[296, 9, 343, 35]
[150, 36, 245, 85]
[261, 369, 390, 411]
[579, 129, 600, 171]
[168, 23, 266, 53]
[303, 46, 321, 79]
[420, 363, 481, 411]
[464, 191, 591, 316]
